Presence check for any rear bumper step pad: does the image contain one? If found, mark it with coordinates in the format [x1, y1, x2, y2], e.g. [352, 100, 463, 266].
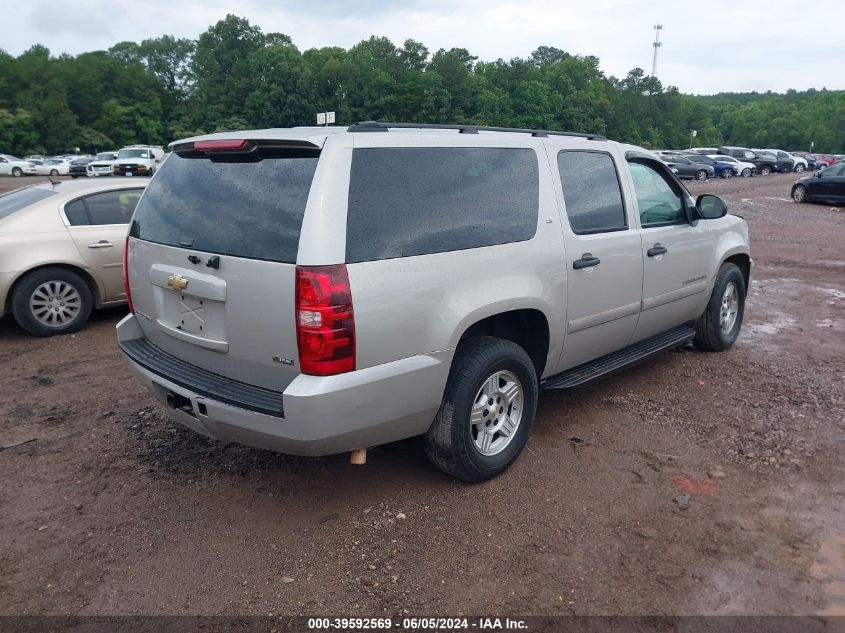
[120, 337, 284, 418]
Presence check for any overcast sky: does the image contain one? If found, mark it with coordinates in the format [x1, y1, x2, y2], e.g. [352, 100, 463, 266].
[3, 0, 843, 95]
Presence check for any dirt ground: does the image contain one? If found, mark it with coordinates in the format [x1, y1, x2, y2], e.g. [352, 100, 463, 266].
[0, 172, 843, 617]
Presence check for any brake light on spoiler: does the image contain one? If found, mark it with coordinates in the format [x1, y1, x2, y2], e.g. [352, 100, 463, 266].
[193, 139, 248, 151]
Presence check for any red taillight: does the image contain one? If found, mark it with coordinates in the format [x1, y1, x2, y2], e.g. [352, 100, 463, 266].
[295, 265, 355, 376]
[123, 236, 134, 314]
[194, 139, 247, 151]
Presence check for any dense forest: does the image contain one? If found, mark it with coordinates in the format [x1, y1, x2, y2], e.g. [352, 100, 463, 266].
[1, 14, 843, 155]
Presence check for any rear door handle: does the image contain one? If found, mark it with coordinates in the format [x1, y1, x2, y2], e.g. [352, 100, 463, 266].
[88, 241, 114, 249]
[573, 253, 601, 269]
[647, 243, 668, 257]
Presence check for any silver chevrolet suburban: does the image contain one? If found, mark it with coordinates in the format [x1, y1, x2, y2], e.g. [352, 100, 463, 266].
[117, 122, 750, 482]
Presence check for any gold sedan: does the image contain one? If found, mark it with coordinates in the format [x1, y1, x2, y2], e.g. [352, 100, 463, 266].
[0, 178, 147, 335]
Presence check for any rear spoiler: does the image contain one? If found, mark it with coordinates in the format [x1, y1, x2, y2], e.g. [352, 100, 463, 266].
[171, 138, 320, 159]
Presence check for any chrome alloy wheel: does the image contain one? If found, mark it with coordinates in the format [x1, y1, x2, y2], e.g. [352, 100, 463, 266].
[470, 370, 524, 456]
[719, 281, 739, 333]
[29, 281, 82, 328]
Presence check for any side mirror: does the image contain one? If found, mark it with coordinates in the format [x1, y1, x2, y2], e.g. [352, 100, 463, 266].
[666, 162, 676, 168]
[696, 194, 728, 219]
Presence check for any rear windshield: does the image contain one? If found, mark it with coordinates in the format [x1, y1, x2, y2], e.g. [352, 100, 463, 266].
[0, 187, 57, 221]
[129, 152, 318, 263]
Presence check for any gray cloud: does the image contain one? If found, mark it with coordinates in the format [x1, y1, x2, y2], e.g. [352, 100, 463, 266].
[3, 0, 843, 94]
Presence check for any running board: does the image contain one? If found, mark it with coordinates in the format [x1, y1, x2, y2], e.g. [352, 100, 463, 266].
[541, 325, 696, 390]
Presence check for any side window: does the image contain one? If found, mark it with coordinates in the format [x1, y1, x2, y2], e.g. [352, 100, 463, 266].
[628, 160, 688, 227]
[64, 199, 89, 225]
[557, 151, 627, 234]
[65, 189, 143, 226]
[346, 148, 538, 263]
[743, 151, 756, 160]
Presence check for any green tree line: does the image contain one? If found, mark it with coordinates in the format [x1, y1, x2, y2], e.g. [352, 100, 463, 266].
[1, 14, 843, 155]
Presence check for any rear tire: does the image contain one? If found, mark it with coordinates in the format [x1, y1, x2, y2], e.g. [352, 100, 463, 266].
[50, 169, 59, 176]
[425, 336, 538, 482]
[696, 170, 707, 181]
[721, 169, 734, 179]
[760, 165, 772, 175]
[11, 167, 23, 177]
[11, 268, 93, 336]
[694, 263, 745, 352]
[795, 164, 805, 173]
[741, 168, 752, 177]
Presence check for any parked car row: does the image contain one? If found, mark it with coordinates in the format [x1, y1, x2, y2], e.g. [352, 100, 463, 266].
[0, 145, 166, 178]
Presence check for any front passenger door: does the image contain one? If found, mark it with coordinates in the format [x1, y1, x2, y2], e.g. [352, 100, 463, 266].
[627, 157, 716, 343]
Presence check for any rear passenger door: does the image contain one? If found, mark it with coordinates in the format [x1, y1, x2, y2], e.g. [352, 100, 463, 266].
[625, 157, 714, 342]
[553, 149, 644, 371]
[63, 188, 144, 302]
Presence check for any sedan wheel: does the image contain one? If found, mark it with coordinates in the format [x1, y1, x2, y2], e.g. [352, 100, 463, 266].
[741, 168, 752, 177]
[760, 166, 772, 175]
[49, 169, 59, 176]
[11, 268, 94, 336]
[12, 167, 23, 177]
[722, 169, 734, 179]
[696, 170, 707, 181]
[795, 164, 805, 173]
[792, 185, 807, 203]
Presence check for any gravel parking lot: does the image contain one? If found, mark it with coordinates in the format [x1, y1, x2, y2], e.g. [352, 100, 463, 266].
[0, 173, 843, 616]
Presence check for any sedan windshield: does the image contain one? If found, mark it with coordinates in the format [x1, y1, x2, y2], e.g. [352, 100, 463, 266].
[0, 187, 57, 221]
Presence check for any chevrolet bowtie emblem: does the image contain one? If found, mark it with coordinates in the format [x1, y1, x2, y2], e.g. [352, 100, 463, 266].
[167, 274, 189, 291]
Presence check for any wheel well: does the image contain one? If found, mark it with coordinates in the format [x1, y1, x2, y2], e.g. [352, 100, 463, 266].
[723, 254, 751, 291]
[459, 309, 550, 378]
[5, 264, 101, 315]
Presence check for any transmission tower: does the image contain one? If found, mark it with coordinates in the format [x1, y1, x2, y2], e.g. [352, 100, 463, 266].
[651, 24, 663, 77]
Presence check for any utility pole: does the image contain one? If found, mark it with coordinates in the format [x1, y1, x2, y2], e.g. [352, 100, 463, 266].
[651, 24, 663, 77]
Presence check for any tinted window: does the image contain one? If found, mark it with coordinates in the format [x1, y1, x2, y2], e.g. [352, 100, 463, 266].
[628, 160, 687, 226]
[685, 155, 713, 164]
[0, 187, 57, 221]
[822, 164, 845, 177]
[65, 189, 144, 226]
[557, 151, 626, 234]
[130, 152, 318, 263]
[346, 148, 538, 263]
[743, 151, 756, 159]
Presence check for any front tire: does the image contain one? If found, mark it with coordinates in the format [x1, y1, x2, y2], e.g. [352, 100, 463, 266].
[795, 164, 805, 173]
[741, 168, 752, 177]
[760, 165, 772, 176]
[11, 268, 93, 336]
[12, 167, 23, 177]
[792, 185, 807, 203]
[425, 336, 538, 482]
[721, 169, 734, 179]
[696, 170, 707, 181]
[694, 263, 745, 352]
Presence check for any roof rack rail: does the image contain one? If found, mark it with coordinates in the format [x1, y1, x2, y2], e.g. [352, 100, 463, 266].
[347, 121, 606, 141]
